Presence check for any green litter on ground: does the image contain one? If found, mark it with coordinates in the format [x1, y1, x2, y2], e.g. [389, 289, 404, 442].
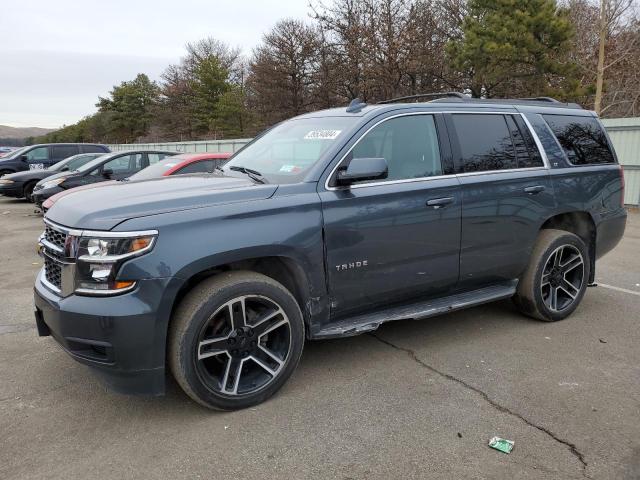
[488, 436, 514, 454]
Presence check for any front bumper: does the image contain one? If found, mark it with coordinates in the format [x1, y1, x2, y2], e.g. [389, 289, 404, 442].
[34, 270, 179, 395]
[0, 183, 24, 198]
[32, 185, 64, 207]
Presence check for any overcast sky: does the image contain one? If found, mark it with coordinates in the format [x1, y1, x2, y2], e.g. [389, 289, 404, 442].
[0, 0, 310, 128]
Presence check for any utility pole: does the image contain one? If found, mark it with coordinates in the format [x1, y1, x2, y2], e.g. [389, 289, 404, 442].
[594, 0, 607, 114]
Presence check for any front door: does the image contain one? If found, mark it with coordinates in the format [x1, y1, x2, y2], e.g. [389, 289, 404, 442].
[319, 113, 462, 317]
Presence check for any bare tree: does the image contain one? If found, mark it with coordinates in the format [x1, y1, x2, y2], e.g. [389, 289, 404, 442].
[247, 19, 323, 126]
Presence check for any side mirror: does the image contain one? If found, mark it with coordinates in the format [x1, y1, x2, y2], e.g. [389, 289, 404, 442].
[336, 157, 388, 186]
[61, 166, 70, 171]
[102, 168, 113, 179]
[20, 155, 28, 162]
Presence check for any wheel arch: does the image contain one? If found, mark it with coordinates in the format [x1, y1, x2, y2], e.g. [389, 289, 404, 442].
[539, 211, 597, 283]
[169, 253, 317, 336]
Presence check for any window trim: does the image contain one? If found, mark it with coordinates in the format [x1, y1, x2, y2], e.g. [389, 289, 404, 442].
[324, 111, 550, 191]
[325, 112, 450, 191]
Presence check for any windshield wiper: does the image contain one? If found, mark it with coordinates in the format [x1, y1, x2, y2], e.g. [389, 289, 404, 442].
[228, 166, 267, 184]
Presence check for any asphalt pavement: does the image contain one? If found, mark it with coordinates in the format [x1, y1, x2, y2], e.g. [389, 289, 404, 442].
[0, 197, 638, 479]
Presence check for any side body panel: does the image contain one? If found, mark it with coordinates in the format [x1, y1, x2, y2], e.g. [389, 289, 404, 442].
[115, 182, 328, 354]
[320, 177, 462, 317]
[455, 169, 556, 287]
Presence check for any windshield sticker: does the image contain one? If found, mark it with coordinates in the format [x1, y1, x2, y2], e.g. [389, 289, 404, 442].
[279, 165, 301, 173]
[304, 129, 342, 140]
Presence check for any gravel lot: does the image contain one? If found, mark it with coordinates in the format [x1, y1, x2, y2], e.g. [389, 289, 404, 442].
[0, 197, 638, 480]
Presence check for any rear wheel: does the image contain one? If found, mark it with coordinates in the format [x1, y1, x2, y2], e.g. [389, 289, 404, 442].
[23, 181, 37, 202]
[169, 271, 305, 410]
[513, 229, 590, 322]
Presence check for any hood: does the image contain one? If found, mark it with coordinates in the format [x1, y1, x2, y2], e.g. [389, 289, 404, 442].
[3, 169, 56, 182]
[36, 170, 77, 186]
[45, 174, 278, 230]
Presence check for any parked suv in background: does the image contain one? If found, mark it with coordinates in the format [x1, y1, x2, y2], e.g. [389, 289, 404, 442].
[0, 143, 109, 175]
[34, 94, 626, 410]
[31, 150, 177, 207]
[0, 153, 104, 202]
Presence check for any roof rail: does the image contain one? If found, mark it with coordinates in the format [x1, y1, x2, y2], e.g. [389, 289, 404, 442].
[517, 96, 561, 103]
[377, 92, 467, 104]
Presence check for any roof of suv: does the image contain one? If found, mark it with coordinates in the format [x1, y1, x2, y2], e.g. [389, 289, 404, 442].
[295, 96, 592, 120]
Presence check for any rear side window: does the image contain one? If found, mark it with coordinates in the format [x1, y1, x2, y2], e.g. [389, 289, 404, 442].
[147, 153, 173, 164]
[176, 160, 214, 174]
[51, 145, 79, 160]
[543, 115, 615, 165]
[505, 116, 544, 168]
[451, 114, 517, 172]
[81, 145, 109, 153]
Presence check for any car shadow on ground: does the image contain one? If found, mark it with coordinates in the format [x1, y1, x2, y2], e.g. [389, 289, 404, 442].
[35, 298, 537, 417]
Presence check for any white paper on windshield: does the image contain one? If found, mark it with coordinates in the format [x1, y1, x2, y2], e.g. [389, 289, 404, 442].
[304, 129, 342, 140]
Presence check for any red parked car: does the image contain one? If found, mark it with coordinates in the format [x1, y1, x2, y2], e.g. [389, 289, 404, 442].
[41, 152, 231, 212]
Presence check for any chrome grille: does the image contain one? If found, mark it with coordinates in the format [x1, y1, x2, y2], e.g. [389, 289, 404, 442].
[44, 256, 62, 290]
[44, 225, 66, 250]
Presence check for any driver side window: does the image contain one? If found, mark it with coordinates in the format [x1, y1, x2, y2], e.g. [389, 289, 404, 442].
[26, 147, 49, 161]
[350, 115, 442, 183]
[103, 154, 143, 174]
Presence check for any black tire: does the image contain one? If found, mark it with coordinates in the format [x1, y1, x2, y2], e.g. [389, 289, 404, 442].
[513, 229, 590, 322]
[169, 271, 305, 410]
[23, 181, 37, 202]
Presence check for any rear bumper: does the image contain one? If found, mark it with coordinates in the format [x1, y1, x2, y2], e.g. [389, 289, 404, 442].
[595, 207, 627, 259]
[34, 271, 178, 395]
[32, 186, 64, 207]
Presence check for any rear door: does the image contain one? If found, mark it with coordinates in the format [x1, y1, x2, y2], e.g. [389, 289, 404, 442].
[446, 112, 556, 289]
[50, 145, 80, 167]
[319, 113, 462, 317]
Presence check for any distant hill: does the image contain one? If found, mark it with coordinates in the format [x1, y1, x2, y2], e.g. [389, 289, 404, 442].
[0, 125, 56, 139]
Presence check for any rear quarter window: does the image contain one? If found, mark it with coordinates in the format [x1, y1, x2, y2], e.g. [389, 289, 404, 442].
[81, 145, 109, 153]
[542, 115, 615, 165]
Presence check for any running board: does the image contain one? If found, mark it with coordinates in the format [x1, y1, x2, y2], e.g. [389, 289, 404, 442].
[312, 281, 518, 339]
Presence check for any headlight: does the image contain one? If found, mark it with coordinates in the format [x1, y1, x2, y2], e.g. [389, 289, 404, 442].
[40, 178, 65, 189]
[0, 179, 14, 185]
[74, 231, 157, 295]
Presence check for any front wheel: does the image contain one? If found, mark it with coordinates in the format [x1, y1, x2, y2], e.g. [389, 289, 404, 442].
[513, 229, 590, 322]
[169, 271, 305, 410]
[24, 181, 37, 202]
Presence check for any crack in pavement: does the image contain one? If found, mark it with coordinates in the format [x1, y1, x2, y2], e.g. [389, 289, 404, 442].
[370, 333, 591, 479]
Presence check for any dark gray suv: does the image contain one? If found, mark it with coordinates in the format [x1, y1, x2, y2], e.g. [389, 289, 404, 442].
[34, 94, 626, 410]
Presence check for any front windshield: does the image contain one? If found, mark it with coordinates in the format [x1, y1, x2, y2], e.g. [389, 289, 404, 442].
[49, 154, 96, 172]
[76, 154, 111, 173]
[223, 117, 356, 184]
[1, 146, 29, 160]
[64, 153, 104, 171]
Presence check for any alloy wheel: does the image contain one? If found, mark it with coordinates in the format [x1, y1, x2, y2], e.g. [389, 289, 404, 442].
[195, 295, 291, 396]
[540, 244, 585, 312]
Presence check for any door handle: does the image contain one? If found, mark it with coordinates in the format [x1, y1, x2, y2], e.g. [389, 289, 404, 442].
[524, 185, 545, 195]
[426, 197, 454, 209]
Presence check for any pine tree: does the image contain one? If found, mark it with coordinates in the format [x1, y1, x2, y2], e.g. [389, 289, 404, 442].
[448, 0, 579, 98]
